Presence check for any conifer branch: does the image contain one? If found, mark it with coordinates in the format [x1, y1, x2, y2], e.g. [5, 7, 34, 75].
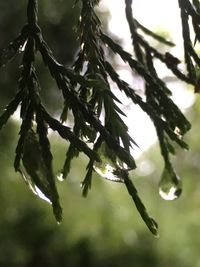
[0, 0, 199, 233]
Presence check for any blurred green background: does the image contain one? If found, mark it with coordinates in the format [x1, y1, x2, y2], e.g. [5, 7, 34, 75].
[1, 1, 200, 267]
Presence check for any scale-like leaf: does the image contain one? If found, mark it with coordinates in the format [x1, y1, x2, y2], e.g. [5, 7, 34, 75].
[22, 129, 62, 223]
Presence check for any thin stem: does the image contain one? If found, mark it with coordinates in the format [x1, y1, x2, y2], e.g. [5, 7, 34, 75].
[125, 0, 144, 63]
[27, 0, 38, 26]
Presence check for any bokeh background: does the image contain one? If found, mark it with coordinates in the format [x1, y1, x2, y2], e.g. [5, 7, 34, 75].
[0, 1, 200, 266]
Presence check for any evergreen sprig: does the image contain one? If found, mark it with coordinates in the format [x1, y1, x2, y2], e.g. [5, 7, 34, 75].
[122, 0, 193, 202]
[122, 171, 158, 236]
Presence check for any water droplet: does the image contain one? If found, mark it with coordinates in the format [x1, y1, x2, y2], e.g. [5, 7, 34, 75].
[81, 43, 84, 50]
[174, 127, 183, 139]
[34, 186, 51, 203]
[116, 160, 130, 171]
[93, 141, 128, 182]
[57, 173, 64, 182]
[19, 40, 27, 53]
[93, 161, 123, 182]
[158, 168, 182, 201]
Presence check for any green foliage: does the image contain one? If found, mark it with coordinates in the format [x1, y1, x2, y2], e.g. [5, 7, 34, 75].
[0, 0, 199, 235]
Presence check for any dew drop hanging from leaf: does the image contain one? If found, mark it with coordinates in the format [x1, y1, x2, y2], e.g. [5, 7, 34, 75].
[20, 129, 62, 222]
[57, 172, 65, 182]
[93, 161, 123, 182]
[93, 141, 126, 183]
[158, 167, 182, 201]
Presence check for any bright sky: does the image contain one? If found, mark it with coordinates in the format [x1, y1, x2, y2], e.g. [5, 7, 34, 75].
[100, 0, 195, 158]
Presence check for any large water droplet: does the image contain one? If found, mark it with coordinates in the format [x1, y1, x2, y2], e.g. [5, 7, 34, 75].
[93, 161, 123, 182]
[93, 141, 128, 182]
[158, 168, 182, 201]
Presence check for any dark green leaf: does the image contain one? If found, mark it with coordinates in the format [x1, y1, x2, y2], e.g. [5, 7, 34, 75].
[123, 172, 158, 236]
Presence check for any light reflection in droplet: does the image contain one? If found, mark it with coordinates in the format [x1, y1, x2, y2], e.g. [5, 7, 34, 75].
[93, 161, 123, 182]
[159, 185, 182, 201]
[57, 173, 64, 182]
[19, 40, 27, 52]
[158, 168, 182, 201]
[34, 186, 51, 203]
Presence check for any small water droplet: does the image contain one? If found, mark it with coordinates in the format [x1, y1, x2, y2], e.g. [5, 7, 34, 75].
[19, 40, 27, 52]
[158, 168, 182, 201]
[57, 173, 64, 182]
[174, 127, 183, 139]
